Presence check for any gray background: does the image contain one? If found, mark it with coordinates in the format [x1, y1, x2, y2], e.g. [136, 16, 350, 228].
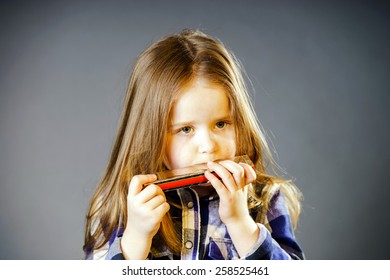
[1, 0, 389, 259]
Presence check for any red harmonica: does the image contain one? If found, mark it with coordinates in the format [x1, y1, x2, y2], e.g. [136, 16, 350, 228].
[143, 155, 254, 192]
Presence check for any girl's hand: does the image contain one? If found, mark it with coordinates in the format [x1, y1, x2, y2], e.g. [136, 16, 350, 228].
[205, 160, 256, 225]
[205, 160, 259, 257]
[121, 174, 170, 259]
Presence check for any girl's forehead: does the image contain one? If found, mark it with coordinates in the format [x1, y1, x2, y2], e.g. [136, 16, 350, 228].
[169, 81, 232, 123]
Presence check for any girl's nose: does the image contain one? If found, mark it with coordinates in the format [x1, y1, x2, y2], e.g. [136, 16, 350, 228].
[198, 130, 216, 154]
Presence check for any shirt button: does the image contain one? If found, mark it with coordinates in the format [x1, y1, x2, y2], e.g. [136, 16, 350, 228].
[185, 240, 193, 249]
[187, 201, 194, 209]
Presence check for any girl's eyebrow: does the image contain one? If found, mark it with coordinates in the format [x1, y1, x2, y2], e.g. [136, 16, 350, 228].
[170, 115, 232, 128]
[169, 121, 193, 128]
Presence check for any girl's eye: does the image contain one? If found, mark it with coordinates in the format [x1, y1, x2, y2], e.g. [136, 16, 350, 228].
[216, 121, 226, 129]
[180, 126, 193, 134]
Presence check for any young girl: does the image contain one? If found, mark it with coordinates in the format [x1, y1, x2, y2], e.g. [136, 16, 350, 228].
[84, 29, 304, 260]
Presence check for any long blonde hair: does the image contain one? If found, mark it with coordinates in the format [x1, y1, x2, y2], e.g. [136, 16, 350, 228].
[84, 29, 302, 255]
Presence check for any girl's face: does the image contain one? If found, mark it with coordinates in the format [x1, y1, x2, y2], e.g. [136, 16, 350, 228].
[165, 79, 236, 169]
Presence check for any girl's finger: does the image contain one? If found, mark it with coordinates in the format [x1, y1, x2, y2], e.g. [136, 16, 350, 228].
[128, 174, 157, 197]
[239, 162, 257, 185]
[136, 183, 163, 204]
[144, 194, 166, 210]
[218, 160, 245, 189]
[154, 202, 170, 218]
[208, 161, 243, 191]
[207, 161, 238, 192]
[205, 170, 229, 198]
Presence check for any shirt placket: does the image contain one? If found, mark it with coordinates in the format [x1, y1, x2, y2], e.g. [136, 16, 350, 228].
[177, 188, 201, 260]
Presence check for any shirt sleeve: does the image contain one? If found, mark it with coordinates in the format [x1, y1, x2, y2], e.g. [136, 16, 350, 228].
[243, 190, 305, 260]
[104, 235, 125, 260]
[85, 227, 125, 260]
[86, 243, 109, 260]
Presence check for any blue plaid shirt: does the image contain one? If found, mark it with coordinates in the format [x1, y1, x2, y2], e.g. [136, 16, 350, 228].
[86, 187, 304, 260]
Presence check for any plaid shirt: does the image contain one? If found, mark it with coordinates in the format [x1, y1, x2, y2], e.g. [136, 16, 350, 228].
[86, 187, 304, 260]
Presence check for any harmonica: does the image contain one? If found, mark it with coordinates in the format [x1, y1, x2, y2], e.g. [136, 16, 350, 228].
[144, 155, 254, 192]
